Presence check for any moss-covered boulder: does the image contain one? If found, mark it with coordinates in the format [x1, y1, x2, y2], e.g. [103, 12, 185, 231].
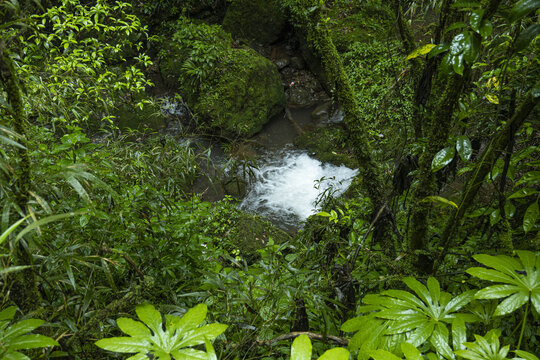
[159, 18, 285, 138]
[222, 0, 286, 44]
[294, 125, 358, 168]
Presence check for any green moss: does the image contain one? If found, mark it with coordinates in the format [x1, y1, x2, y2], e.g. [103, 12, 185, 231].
[222, 0, 285, 44]
[196, 48, 285, 138]
[159, 18, 285, 138]
[224, 212, 291, 263]
[328, 1, 395, 52]
[294, 126, 358, 168]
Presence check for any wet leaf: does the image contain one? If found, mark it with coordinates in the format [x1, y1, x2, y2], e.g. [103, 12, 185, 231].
[406, 44, 436, 60]
[485, 93, 499, 104]
[509, 0, 540, 22]
[456, 135, 472, 161]
[523, 202, 539, 233]
[515, 24, 540, 51]
[432, 146, 455, 172]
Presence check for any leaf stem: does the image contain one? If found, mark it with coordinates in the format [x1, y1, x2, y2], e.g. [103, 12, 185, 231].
[517, 300, 529, 350]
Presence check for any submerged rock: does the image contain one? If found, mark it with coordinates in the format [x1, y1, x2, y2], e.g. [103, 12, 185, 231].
[222, 0, 286, 45]
[159, 18, 285, 138]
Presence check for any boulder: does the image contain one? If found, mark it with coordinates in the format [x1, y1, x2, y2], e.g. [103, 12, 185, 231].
[159, 18, 285, 138]
[222, 0, 286, 44]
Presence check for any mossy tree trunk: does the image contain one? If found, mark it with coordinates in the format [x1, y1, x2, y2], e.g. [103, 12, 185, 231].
[283, 0, 385, 211]
[434, 92, 539, 272]
[406, 0, 502, 272]
[0, 43, 41, 312]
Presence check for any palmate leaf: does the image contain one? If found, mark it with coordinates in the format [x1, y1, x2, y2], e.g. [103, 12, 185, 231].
[95, 303, 227, 359]
[349, 277, 475, 358]
[467, 251, 540, 314]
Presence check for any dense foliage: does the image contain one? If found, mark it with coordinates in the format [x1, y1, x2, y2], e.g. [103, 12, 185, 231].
[0, 0, 538, 359]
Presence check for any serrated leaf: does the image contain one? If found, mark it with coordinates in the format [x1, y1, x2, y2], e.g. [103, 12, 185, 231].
[456, 135, 472, 161]
[509, 0, 540, 22]
[291, 334, 311, 360]
[432, 147, 456, 172]
[523, 201, 539, 233]
[318, 347, 350, 360]
[406, 44, 437, 60]
[95, 337, 151, 353]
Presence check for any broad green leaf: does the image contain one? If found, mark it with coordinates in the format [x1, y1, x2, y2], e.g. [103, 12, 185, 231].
[3, 319, 45, 343]
[407, 322, 434, 347]
[386, 317, 426, 335]
[523, 202, 539, 233]
[515, 171, 540, 187]
[341, 316, 365, 332]
[126, 354, 148, 360]
[432, 147, 455, 172]
[0, 307, 17, 321]
[401, 342, 422, 360]
[456, 135, 472, 162]
[135, 303, 163, 335]
[470, 10, 484, 32]
[531, 290, 540, 313]
[494, 292, 529, 316]
[516, 250, 538, 273]
[166, 304, 207, 336]
[291, 334, 311, 360]
[479, 21, 492, 38]
[472, 254, 521, 276]
[430, 324, 453, 359]
[403, 278, 431, 305]
[508, 188, 538, 199]
[177, 323, 228, 348]
[427, 278, 441, 304]
[504, 201, 516, 217]
[6, 334, 59, 350]
[95, 337, 151, 353]
[443, 290, 474, 313]
[170, 348, 209, 359]
[509, 0, 540, 22]
[381, 290, 427, 309]
[318, 347, 349, 360]
[423, 196, 458, 209]
[452, 318, 466, 351]
[15, 212, 78, 243]
[515, 350, 540, 360]
[369, 349, 401, 360]
[474, 285, 520, 299]
[406, 44, 436, 60]
[516, 24, 540, 51]
[205, 339, 217, 360]
[116, 318, 151, 337]
[490, 209, 501, 226]
[466, 267, 516, 283]
[2, 351, 30, 360]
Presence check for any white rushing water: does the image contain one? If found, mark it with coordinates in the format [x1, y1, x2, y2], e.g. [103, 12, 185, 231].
[240, 149, 358, 229]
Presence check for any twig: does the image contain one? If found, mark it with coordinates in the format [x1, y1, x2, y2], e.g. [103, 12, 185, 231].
[349, 204, 387, 270]
[257, 331, 348, 346]
[102, 246, 145, 280]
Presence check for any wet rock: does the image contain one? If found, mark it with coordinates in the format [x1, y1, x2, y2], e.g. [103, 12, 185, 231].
[287, 86, 317, 107]
[311, 102, 331, 122]
[222, 0, 286, 45]
[290, 56, 306, 70]
[159, 18, 285, 138]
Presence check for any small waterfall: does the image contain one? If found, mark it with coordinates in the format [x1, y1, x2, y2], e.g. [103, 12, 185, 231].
[240, 148, 358, 229]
